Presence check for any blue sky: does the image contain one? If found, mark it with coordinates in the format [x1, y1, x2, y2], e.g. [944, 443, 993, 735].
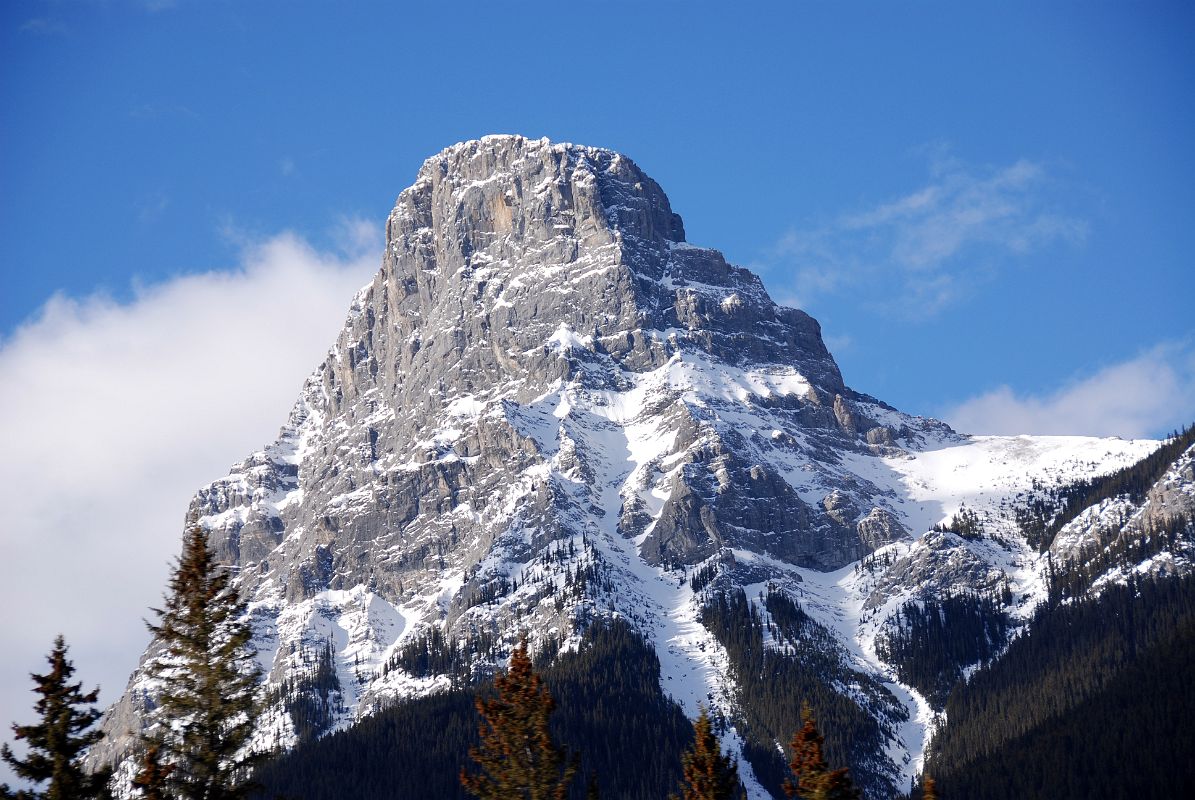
[1, 0, 1194, 776]
[4, 1, 1194, 430]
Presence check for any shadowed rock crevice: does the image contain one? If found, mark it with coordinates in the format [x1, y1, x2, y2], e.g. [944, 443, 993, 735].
[94, 137, 987, 797]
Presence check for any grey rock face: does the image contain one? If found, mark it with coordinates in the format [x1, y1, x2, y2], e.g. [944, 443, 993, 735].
[95, 136, 1189, 798]
[193, 135, 874, 607]
[1048, 442, 1195, 579]
[94, 136, 919, 785]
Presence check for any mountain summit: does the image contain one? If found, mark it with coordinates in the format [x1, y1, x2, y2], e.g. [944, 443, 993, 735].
[95, 136, 1191, 798]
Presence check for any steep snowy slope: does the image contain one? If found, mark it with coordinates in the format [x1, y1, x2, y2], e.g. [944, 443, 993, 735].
[92, 136, 1184, 797]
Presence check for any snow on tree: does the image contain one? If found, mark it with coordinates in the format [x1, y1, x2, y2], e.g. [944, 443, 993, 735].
[144, 526, 261, 800]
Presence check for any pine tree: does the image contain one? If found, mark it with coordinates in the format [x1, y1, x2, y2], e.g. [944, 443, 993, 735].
[783, 704, 859, 800]
[460, 638, 576, 800]
[670, 707, 741, 800]
[130, 742, 173, 800]
[145, 526, 261, 800]
[0, 635, 111, 800]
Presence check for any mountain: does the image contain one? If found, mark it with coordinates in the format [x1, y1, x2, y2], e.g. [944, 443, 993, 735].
[92, 136, 1195, 798]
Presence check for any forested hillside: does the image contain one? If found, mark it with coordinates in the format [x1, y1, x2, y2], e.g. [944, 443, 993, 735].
[251, 431, 1195, 800]
[875, 592, 1010, 710]
[701, 588, 898, 799]
[928, 573, 1195, 798]
[252, 620, 693, 800]
[1016, 425, 1195, 551]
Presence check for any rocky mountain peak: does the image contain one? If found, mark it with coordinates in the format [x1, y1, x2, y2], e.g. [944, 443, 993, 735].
[96, 137, 1190, 799]
[400, 134, 686, 253]
[323, 135, 844, 428]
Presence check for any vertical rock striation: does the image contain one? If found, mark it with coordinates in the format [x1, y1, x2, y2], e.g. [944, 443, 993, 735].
[93, 137, 1188, 799]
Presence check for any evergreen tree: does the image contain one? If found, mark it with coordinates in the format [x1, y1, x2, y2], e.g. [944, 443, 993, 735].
[0, 635, 111, 800]
[145, 526, 261, 800]
[783, 704, 859, 800]
[258, 619, 691, 800]
[928, 573, 1195, 798]
[459, 638, 576, 800]
[130, 742, 173, 800]
[670, 708, 740, 800]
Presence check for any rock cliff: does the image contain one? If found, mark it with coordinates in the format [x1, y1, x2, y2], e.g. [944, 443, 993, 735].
[94, 137, 1189, 798]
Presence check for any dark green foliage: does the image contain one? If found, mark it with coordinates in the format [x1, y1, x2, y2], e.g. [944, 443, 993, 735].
[0, 635, 111, 800]
[264, 639, 342, 745]
[253, 620, 694, 800]
[1046, 511, 1193, 603]
[1016, 423, 1195, 551]
[146, 525, 261, 800]
[701, 588, 896, 799]
[542, 620, 693, 799]
[689, 562, 720, 593]
[929, 573, 1195, 798]
[460, 638, 576, 800]
[384, 626, 498, 682]
[671, 708, 741, 800]
[253, 691, 478, 799]
[874, 593, 1009, 709]
[393, 626, 464, 679]
[783, 704, 859, 800]
[931, 507, 983, 540]
[853, 549, 894, 577]
[463, 576, 512, 610]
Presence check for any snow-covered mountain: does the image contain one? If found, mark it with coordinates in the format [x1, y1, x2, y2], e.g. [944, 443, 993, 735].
[93, 136, 1195, 797]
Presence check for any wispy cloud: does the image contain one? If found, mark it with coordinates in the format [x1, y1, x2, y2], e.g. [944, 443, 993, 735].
[941, 342, 1195, 438]
[775, 152, 1087, 316]
[823, 333, 853, 353]
[136, 191, 170, 223]
[19, 17, 68, 35]
[18, 0, 175, 37]
[130, 103, 200, 121]
[0, 225, 379, 761]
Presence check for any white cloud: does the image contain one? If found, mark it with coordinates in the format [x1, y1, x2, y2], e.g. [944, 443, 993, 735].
[0, 226, 379, 768]
[941, 342, 1195, 438]
[776, 153, 1087, 316]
